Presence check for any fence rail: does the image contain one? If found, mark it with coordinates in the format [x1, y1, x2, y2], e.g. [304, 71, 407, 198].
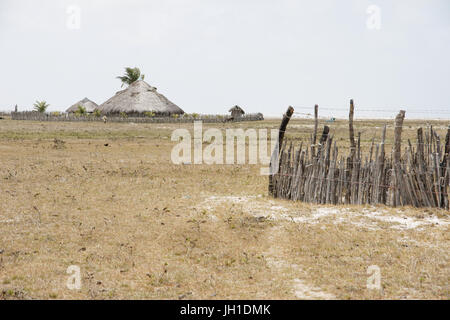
[269, 103, 450, 210]
[10, 112, 264, 123]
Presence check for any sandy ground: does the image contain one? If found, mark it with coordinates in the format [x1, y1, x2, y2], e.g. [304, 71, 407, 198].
[197, 195, 449, 299]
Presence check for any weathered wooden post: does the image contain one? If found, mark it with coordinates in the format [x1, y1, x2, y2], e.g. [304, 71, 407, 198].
[444, 127, 450, 161]
[319, 126, 330, 145]
[345, 99, 356, 203]
[269, 106, 294, 196]
[393, 111, 406, 163]
[349, 100, 356, 160]
[441, 127, 450, 208]
[373, 125, 386, 204]
[312, 104, 318, 157]
[351, 131, 361, 204]
[389, 110, 406, 206]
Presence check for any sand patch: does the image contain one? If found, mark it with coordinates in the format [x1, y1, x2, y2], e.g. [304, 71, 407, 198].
[200, 195, 450, 231]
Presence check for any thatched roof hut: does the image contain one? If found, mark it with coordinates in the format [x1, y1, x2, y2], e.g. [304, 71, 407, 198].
[97, 80, 184, 115]
[66, 98, 98, 113]
[229, 105, 245, 118]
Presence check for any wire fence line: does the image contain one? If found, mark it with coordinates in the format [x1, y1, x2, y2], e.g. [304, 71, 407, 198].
[290, 107, 450, 121]
[292, 107, 450, 114]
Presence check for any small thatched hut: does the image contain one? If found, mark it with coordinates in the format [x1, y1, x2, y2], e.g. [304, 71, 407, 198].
[66, 98, 98, 113]
[97, 80, 184, 116]
[229, 105, 245, 119]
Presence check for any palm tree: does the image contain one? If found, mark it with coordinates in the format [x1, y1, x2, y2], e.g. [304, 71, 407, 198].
[75, 105, 86, 115]
[116, 67, 145, 87]
[33, 101, 49, 113]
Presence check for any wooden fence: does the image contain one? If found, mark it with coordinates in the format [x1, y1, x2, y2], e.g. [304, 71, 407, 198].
[269, 104, 450, 209]
[11, 112, 264, 123]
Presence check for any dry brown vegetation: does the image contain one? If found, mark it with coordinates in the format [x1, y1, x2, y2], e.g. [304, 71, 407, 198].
[0, 118, 448, 299]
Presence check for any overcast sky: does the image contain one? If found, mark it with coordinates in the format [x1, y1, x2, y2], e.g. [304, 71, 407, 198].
[0, 0, 449, 118]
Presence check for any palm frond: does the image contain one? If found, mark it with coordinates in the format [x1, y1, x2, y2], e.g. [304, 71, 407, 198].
[33, 100, 49, 113]
[117, 67, 145, 87]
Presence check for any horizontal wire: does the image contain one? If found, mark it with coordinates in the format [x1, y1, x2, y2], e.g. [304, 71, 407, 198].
[292, 107, 450, 114]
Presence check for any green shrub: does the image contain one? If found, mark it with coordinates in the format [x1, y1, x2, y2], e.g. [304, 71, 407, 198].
[75, 105, 87, 116]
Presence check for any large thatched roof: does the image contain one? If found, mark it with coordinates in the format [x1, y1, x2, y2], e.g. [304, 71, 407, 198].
[66, 98, 98, 113]
[97, 80, 184, 115]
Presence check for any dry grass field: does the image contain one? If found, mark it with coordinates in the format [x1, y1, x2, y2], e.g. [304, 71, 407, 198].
[0, 117, 449, 300]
